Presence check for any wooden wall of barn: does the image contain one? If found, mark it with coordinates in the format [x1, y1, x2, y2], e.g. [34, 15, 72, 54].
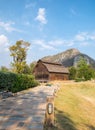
[33, 62, 49, 81]
[49, 73, 69, 80]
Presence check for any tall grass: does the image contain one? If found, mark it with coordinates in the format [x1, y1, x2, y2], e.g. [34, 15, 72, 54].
[46, 81, 95, 130]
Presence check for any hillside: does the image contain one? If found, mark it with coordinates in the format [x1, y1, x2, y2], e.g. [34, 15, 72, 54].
[42, 48, 95, 68]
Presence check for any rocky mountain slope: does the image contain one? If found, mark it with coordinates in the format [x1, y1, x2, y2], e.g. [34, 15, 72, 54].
[42, 48, 95, 68]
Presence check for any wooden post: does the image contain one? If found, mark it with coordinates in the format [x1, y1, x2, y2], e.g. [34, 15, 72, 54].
[45, 96, 54, 127]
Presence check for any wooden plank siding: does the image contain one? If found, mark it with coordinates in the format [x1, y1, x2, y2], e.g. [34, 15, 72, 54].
[49, 73, 69, 80]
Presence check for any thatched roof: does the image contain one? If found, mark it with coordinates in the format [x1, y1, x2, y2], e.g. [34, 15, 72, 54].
[38, 60, 69, 74]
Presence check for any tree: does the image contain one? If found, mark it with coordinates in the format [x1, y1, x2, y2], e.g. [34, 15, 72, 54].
[77, 58, 94, 80]
[9, 40, 30, 73]
[0, 66, 9, 72]
[22, 62, 36, 74]
[69, 58, 95, 81]
[30, 62, 36, 73]
[22, 64, 31, 74]
[69, 66, 77, 80]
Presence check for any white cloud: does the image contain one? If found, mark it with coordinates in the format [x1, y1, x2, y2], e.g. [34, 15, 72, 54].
[48, 39, 75, 47]
[74, 32, 95, 42]
[48, 39, 65, 46]
[35, 8, 47, 24]
[31, 31, 95, 51]
[32, 39, 75, 50]
[89, 34, 95, 40]
[80, 42, 89, 46]
[32, 39, 56, 50]
[65, 40, 74, 46]
[75, 32, 88, 41]
[0, 35, 8, 46]
[49, 32, 95, 47]
[75, 34, 85, 41]
[25, 2, 36, 9]
[0, 35, 9, 52]
[0, 21, 23, 32]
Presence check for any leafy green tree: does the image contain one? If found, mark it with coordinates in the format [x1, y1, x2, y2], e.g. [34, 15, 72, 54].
[22, 62, 36, 74]
[0, 66, 9, 72]
[9, 40, 30, 73]
[77, 58, 94, 80]
[69, 66, 77, 80]
[30, 62, 36, 73]
[86, 66, 95, 80]
[22, 64, 31, 74]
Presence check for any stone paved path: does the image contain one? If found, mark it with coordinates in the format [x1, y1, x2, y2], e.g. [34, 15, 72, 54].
[0, 85, 58, 130]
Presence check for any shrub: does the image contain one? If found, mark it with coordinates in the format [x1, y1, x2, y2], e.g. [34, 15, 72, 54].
[75, 78, 85, 82]
[69, 66, 77, 80]
[0, 72, 39, 93]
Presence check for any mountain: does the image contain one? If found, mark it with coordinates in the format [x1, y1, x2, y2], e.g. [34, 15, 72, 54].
[42, 48, 95, 68]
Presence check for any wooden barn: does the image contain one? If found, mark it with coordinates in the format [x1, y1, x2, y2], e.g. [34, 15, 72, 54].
[33, 60, 69, 82]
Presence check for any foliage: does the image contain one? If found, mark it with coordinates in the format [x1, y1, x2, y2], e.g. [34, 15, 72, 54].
[22, 64, 31, 74]
[0, 72, 39, 93]
[22, 62, 36, 74]
[9, 40, 30, 73]
[69, 58, 95, 81]
[30, 62, 36, 73]
[0, 66, 9, 72]
[75, 78, 85, 82]
[77, 58, 95, 80]
[69, 67, 77, 80]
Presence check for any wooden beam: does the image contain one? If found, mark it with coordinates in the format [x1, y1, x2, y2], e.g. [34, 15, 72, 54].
[45, 96, 54, 127]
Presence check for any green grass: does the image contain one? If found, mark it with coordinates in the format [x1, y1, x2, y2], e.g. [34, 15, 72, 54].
[45, 81, 95, 130]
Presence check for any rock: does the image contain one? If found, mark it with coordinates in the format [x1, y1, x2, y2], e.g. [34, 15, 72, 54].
[0, 91, 14, 99]
[42, 48, 95, 68]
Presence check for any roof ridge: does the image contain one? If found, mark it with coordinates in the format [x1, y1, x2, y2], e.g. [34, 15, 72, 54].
[39, 59, 62, 65]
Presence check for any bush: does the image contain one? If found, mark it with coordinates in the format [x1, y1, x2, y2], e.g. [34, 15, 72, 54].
[69, 66, 77, 80]
[75, 78, 85, 82]
[0, 72, 39, 93]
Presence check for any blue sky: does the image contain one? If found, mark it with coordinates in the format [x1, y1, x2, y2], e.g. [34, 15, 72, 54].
[0, 0, 95, 67]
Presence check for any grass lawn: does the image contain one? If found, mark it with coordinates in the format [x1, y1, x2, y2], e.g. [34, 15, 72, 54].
[45, 81, 95, 130]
